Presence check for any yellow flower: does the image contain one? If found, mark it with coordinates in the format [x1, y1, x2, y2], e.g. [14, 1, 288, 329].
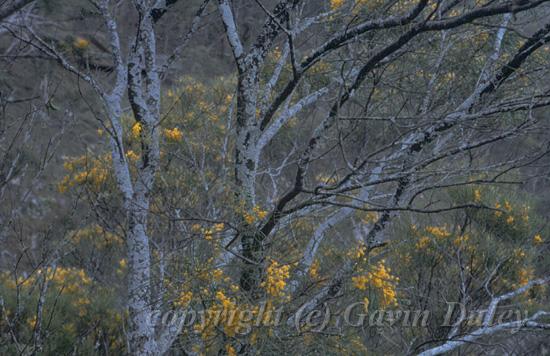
[504, 200, 513, 212]
[348, 243, 367, 259]
[164, 127, 183, 142]
[253, 205, 268, 219]
[244, 213, 255, 224]
[212, 269, 223, 281]
[352, 275, 369, 290]
[27, 315, 37, 329]
[262, 260, 290, 297]
[131, 122, 142, 139]
[126, 150, 140, 162]
[425, 226, 450, 239]
[330, 0, 345, 10]
[352, 261, 398, 308]
[73, 37, 89, 49]
[453, 235, 469, 247]
[506, 215, 514, 225]
[415, 236, 431, 250]
[272, 46, 282, 60]
[203, 228, 213, 241]
[494, 202, 503, 217]
[309, 259, 320, 279]
[517, 267, 533, 287]
[533, 234, 543, 244]
[514, 248, 526, 259]
[473, 189, 481, 202]
[174, 291, 193, 308]
[444, 72, 456, 82]
[226, 345, 236, 356]
[243, 205, 269, 224]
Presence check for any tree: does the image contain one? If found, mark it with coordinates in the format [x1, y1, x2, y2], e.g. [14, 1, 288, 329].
[2, 0, 550, 354]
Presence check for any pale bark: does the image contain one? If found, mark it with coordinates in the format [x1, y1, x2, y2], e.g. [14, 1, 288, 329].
[0, 0, 34, 22]
[418, 278, 550, 356]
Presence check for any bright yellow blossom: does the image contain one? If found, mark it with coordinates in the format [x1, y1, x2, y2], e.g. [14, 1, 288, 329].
[174, 291, 193, 308]
[164, 127, 183, 142]
[330, 0, 345, 10]
[352, 261, 398, 308]
[131, 122, 142, 138]
[262, 260, 290, 297]
[73, 37, 90, 49]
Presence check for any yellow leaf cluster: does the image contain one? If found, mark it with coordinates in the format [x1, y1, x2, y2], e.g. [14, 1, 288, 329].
[59, 155, 110, 192]
[425, 225, 451, 239]
[262, 260, 290, 298]
[164, 127, 183, 142]
[131, 122, 142, 139]
[352, 261, 398, 308]
[330, 0, 345, 10]
[243, 205, 269, 224]
[73, 37, 89, 49]
[174, 291, 193, 308]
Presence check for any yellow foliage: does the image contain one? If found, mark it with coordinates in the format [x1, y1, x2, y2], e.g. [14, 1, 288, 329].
[131, 122, 142, 139]
[352, 261, 398, 308]
[212, 269, 224, 282]
[425, 225, 450, 239]
[174, 291, 193, 308]
[473, 189, 481, 202]
[309, 259, 320, 279]
[243, 205, 269, 224]
[2, 267, 93, 296]
[27, 315, 37, 329]
[330, 0, 345, 10]
[126, 150, 140, 162]
[415, 236, 431, 250]
[453, 234, 469, 247]
[226, 345, 236, 356]
[262, 260, 290, 298]
[494, 202, 503, 217]
[73, 37, 89, 49]
[504, 200, 513, 212]
[214, 223, 225, 232]
[516, 267, 534, 289]
[71, 224, 123, 248]
[59, 154, 110, 192]
[164, 127, 183, 142]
